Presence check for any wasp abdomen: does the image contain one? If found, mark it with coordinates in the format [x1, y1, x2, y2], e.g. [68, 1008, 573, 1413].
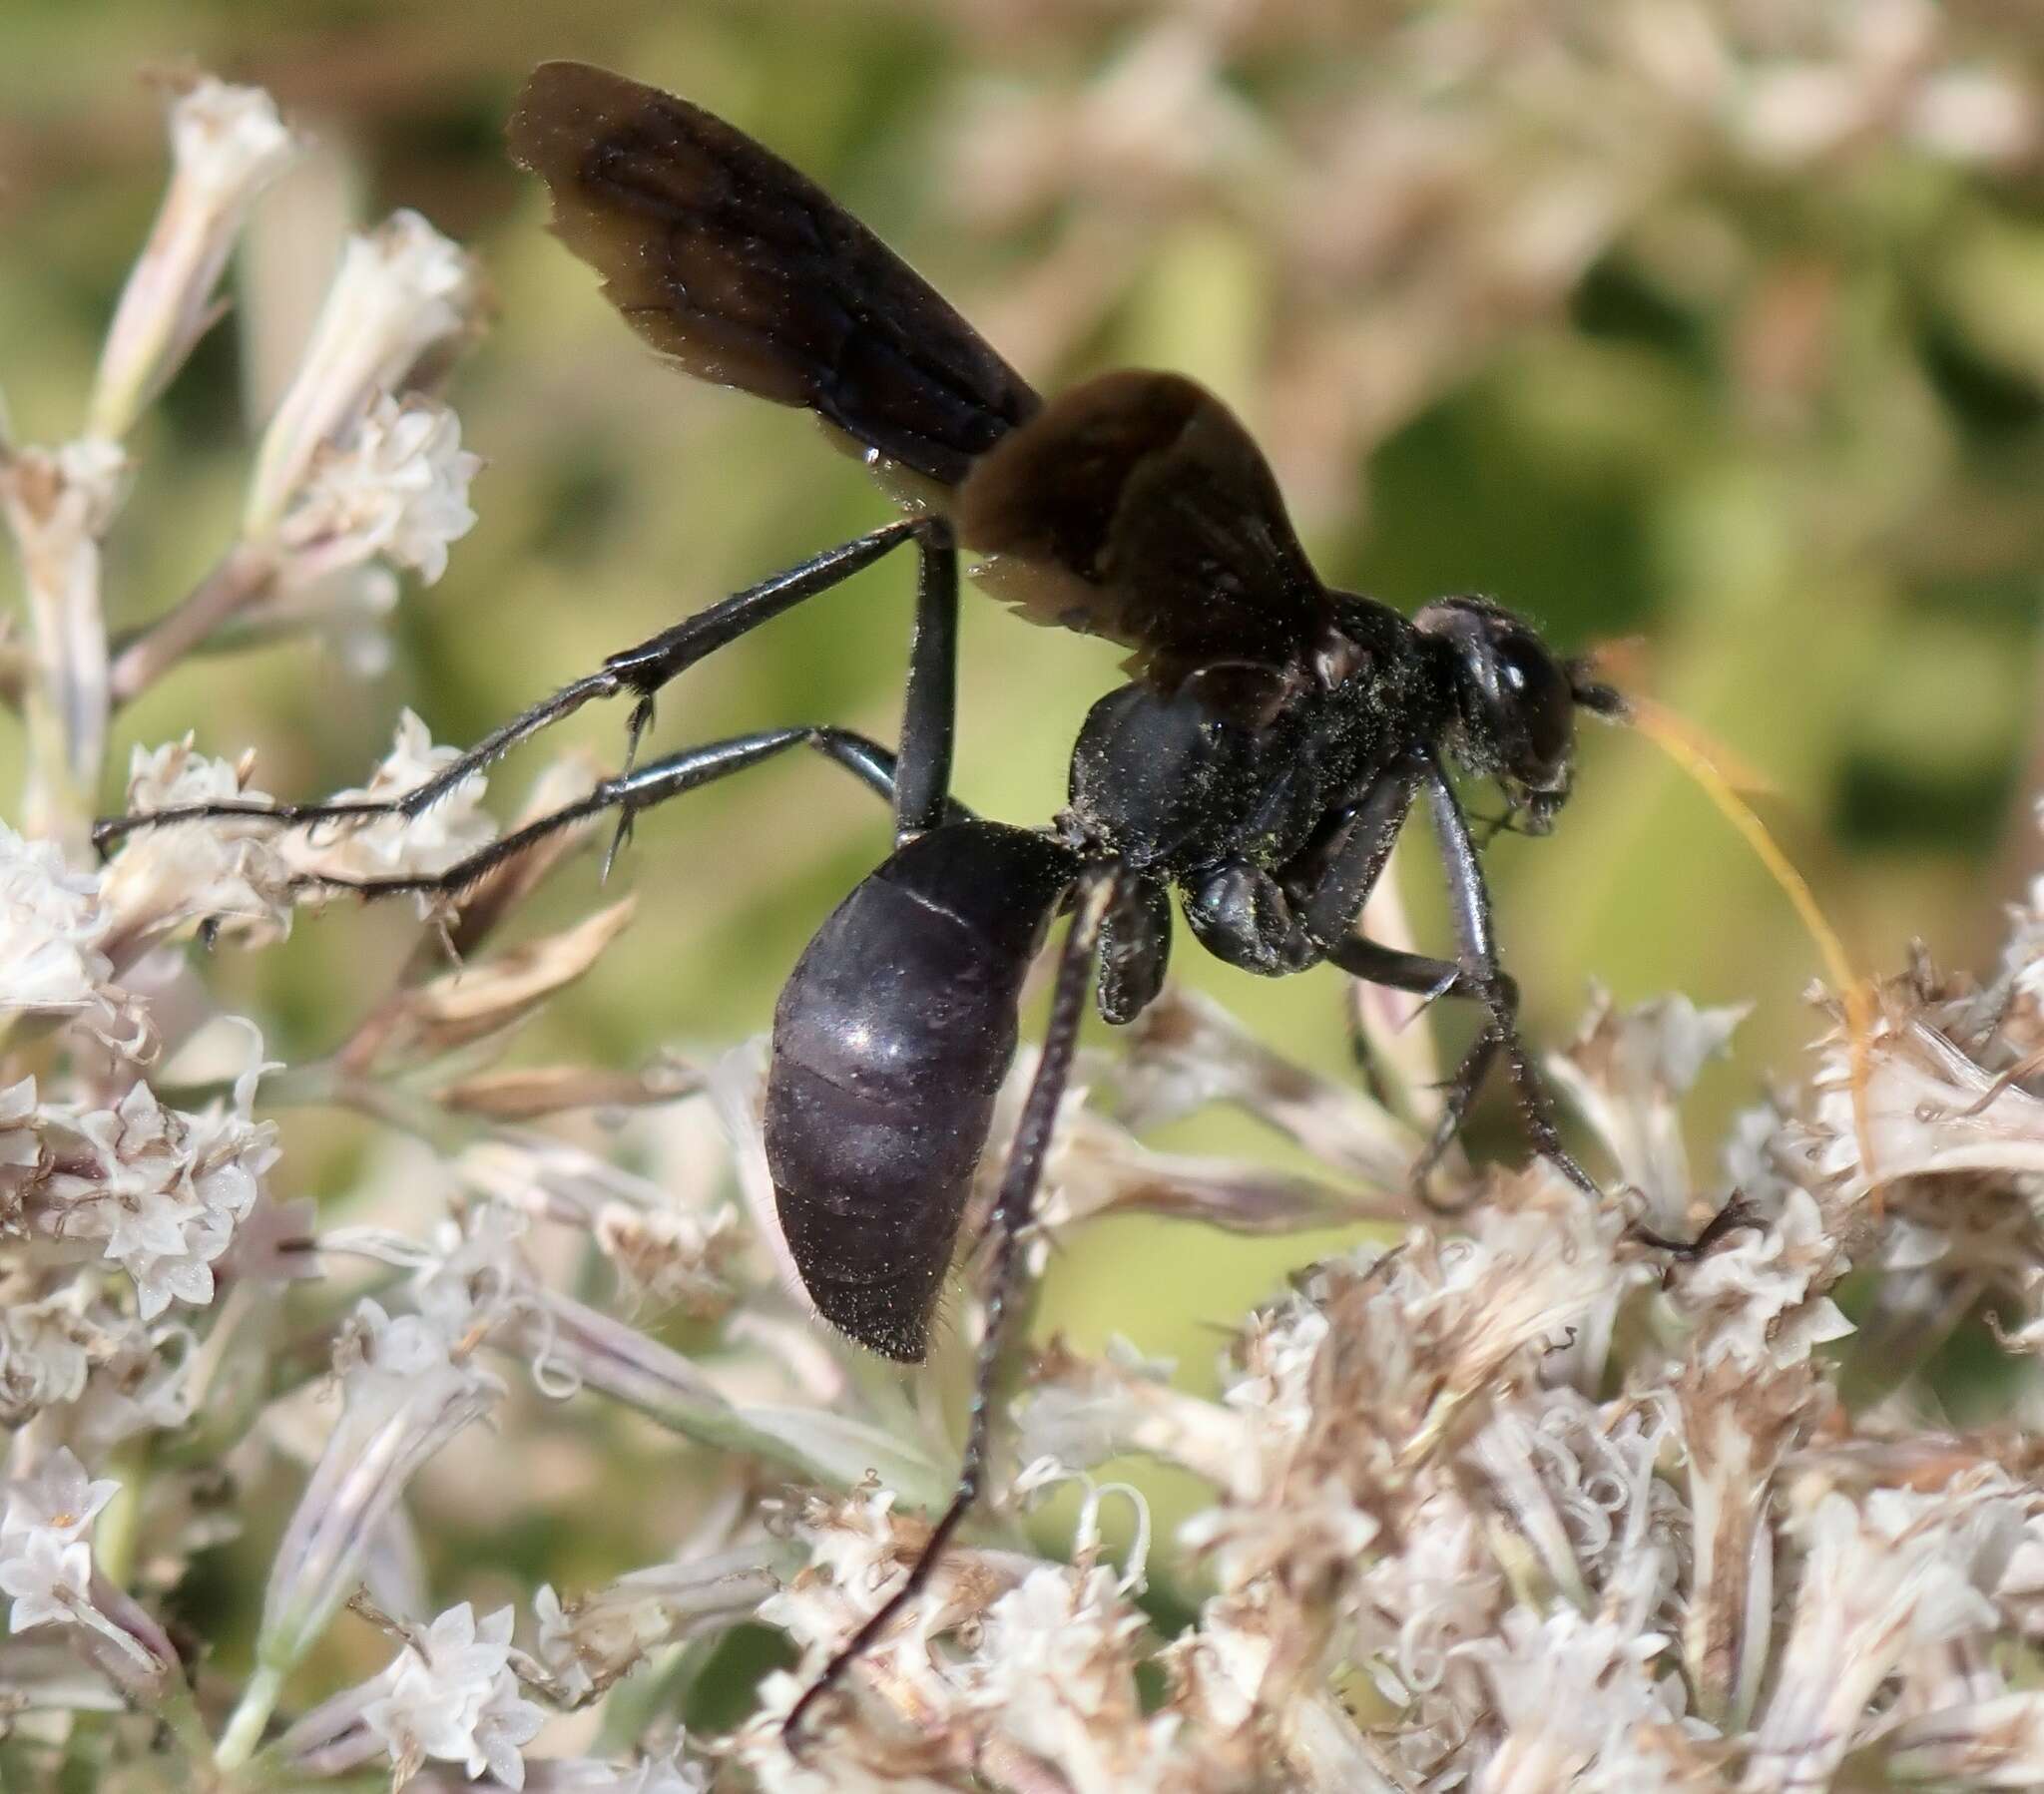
[765, 822, 1078, 1361]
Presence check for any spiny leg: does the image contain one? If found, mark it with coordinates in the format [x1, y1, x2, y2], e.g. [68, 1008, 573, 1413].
[1191, 752, 1586, 1206]
[1319, 755, 1601, 1204]
[1295, 763, 1419, 952]
[1329, 934, 1504, 1214]
[276, 726, 969, 906]
[782, 866, 1118, 1747]
[1336, 930, 1756, 1249]
[92, 516, 959, 857]
[1415, 755, 1599, 1200]
[1414, 759, 1602, 1192]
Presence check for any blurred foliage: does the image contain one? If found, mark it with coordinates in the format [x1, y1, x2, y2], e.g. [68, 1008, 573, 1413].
[7, 0, 2044, 1656]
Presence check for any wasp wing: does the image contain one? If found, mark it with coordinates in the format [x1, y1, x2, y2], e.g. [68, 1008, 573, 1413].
[956, 370, 1330, 678]
[509, 60, 1040, 488]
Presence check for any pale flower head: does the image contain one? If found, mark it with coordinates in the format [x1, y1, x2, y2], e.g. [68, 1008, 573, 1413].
[99, 737, 295, 952]
[361, 1601, 545, 1790]
[965, 1563, 1181, 1794]
[0, 1277, 95, 1424]
[1807, 1013, 2044, 1204]
[246, 209, 481, 535]
[755, 1486, 918, 1662]
[1887, 1690, 2044, 1787]
[0, 436, 130, 547]
[277, 393, 481, 587]
[90, 74, 298, 439]
[3, 1447, 120, 1545]
[1752, 1484, 2012, 1787]
[0, 435, 131, 833]
[733, 1669, 959, 1794]
[0, 1527, 95, 1636]
[0, 820, 140, 1047]
[1669, 1186, 1852, 1370]
[1461, 1605, 1684, 1792]
[279, 707, 495, 896]
[36, 1066, 275, 1322]
[256, 1300, 501, 1676]
[532, 1547, 782, 1707]
[1546, 991, 1749, 1227]
[0, 1448, 149, 1683]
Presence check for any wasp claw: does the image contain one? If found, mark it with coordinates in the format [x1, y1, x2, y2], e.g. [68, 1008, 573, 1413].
[621, 695, 656, 781]
[1630, 1193, 1761, 1260]
[600, 811, 636, 884]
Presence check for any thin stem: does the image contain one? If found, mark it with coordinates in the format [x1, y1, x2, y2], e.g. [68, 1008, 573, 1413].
[216, 1661, 285, 1772]
[110, 541, 277, 703]
[154, 1678, 218, 1775]
[93, 1440, 149, 1589]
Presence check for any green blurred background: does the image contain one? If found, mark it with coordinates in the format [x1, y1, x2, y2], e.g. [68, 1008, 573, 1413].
[7, 0, 2044, 1423]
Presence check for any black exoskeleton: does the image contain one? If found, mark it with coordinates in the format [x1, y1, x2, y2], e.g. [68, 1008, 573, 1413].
[93, 61, 1629, 1742]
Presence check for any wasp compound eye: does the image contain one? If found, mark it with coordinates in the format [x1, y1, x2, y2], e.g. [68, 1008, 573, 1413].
[1492, 630, 1574, 792]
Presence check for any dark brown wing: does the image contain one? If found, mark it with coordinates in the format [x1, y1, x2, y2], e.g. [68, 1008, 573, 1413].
[957, 370, 1329, 676]
[508, 61, 1040, 487]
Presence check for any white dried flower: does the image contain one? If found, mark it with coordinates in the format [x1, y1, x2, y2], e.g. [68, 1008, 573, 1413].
[39, 1065, 277, 1321]
[0, 437, 128, 548]
[361, 1601, 545, 1790]
[0, 813, 138, 1046]
[1467, 1390, 1680, 1627]
[1751, 1486, 2010, 1787]
[73, 1314, 201, 1451]
[1676, 1361, 1812, 1730]
[757, 1486, 927, 1663]
[1463, 1605, 1686, 1793]
[0, 1449, 141, 1676]
[3, 1447, 120, 1545]
[100, 738, 295, 949]
[245, 210, 480, 535]
[90, 76, 298, 440]
[1547, 992, 1749, 1228]
[277, 393, 481, 587]
[1992, 1511, 2044, 1638]
[593, 1201, 743, 1318]
[1888, 1690, 2044, 1786]
[253, 1300, 501, 1684]
[967, 1564, 1184, 1793]
[533, 1546, 780, 1705]
[1670, 1187, 1851, 1370]
[0, 1527, 96, 1636]
[530, 1746, 716, 1792]
[0, 1072, 41, 1174]
[1808, 1014, 2044, 1204]
[0, 1279, 95, 1422]
[735, 1669, 961, 1794]
[0, 437, 131, 828]
[279, 707, 496, 894]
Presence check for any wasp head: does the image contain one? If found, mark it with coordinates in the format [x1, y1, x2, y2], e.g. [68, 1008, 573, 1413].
[1415, 596, 1623, 834]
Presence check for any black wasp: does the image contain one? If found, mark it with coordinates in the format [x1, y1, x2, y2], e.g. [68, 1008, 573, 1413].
[99, 62, 1628, 1735]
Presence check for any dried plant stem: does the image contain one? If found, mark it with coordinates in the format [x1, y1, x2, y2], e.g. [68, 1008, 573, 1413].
[109, 542, 277, 703]
[14, 543, 106, 848]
